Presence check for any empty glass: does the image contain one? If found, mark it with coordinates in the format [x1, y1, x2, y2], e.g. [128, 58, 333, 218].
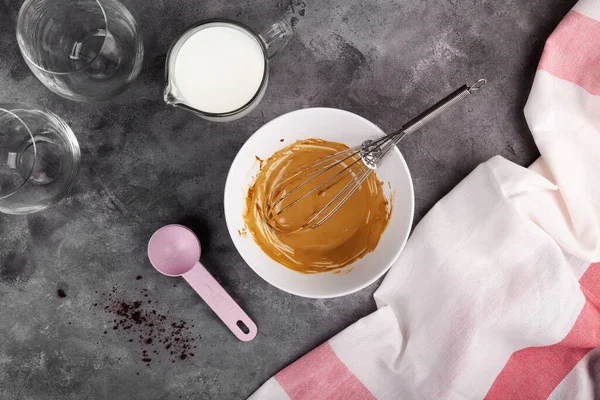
[16, 0, 144, 102]
[0, 103, 80, 214]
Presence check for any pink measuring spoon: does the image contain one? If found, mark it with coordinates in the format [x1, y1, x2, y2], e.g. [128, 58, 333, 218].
[147, 224, 257, 341]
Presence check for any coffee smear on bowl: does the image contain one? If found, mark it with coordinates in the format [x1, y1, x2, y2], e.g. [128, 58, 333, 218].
[244, 138, 392, 274]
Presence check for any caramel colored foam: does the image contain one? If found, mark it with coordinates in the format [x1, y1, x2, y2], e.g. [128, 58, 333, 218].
[244, 139, 391, 274]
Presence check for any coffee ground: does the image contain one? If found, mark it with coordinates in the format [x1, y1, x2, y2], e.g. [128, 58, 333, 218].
[94, 282, 201, 366]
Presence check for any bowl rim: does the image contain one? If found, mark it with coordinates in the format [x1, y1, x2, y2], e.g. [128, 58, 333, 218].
[224, 107, 415, 298]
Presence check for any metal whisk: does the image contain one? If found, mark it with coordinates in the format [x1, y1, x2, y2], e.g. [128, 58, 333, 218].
[265, 79, 486, 231]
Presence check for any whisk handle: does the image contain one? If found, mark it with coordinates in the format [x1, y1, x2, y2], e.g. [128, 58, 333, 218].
[401, 79, 486, 136]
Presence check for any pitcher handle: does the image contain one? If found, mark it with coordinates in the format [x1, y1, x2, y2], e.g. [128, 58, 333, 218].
[259, 20, 293, 59]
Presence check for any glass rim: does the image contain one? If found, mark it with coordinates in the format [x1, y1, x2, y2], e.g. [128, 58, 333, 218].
[164, 18, 269, 118]
[0, 104, 37, 200]
[16, 0, 110, 76]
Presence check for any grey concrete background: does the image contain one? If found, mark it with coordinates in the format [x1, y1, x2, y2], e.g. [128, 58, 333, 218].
[0, 0, 577, 398]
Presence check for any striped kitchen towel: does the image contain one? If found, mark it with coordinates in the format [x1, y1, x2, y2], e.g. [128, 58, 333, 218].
[250, 0, 600, 398]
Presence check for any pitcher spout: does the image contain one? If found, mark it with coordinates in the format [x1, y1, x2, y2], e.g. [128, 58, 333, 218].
[163, 82, 181, 106]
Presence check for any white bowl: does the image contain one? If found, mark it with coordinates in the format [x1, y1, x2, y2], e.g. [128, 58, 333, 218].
[224, 108, 414, 298]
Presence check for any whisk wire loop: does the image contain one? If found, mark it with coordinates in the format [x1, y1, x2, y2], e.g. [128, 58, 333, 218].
[264, 79, 486, 232]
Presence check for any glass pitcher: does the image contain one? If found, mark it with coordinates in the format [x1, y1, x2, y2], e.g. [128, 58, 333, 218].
[164, 19, 293, 122]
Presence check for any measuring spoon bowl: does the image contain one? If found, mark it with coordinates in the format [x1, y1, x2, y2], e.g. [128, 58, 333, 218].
[148, 224, 200, 276]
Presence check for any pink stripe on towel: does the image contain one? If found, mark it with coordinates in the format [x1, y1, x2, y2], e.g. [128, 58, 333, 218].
[538, 11, 600, 95]
[485, 263, 600, 399]
[275, 342, 374, 400]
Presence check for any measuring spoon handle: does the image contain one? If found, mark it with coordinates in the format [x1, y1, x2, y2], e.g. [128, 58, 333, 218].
[183, 261, 257, 341]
